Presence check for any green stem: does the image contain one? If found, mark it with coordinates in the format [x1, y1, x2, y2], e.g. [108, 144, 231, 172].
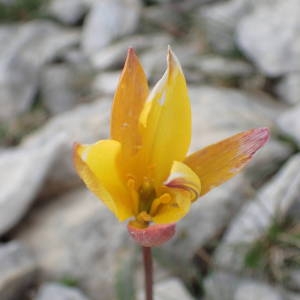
[142, 246, 153, 300]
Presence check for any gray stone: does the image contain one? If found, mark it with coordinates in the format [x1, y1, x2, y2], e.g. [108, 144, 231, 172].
[188, 86, 284, 150]
[204, 273, 289, 300]
[137, 278, 193, 300]
[234, 281, 283, 300]
[277, 104, 300, 147]
[0, 21, 80, 122]
[285, 269, 300, 292]
[16, 189, 133, 300]
[187, 55, 254, 79]
[22, 100, 111, 198]
[0, 242, 37, 300]
[47, 0, 87, 25]
[90, 34, 171, 70]
[236, 0, 300, 76]
[81, 0, 141, 56]
[35, 283, 89, 300]
[40, 64, 92, 116]
[276, 73, 300, 105]
[91, 72, 119, 96]
[196, 0, 253, 53]
[214, 154, 300, 271]
[0, 136, 64, 235]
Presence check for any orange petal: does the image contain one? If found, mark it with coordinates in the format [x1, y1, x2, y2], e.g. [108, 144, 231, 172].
[139, 47, 191, 187]
[110, 48, 149, 158]
[73, 140, 133, 221]
[184, 128, 270, 196]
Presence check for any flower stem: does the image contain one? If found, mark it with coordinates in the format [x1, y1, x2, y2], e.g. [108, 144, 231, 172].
[142, 246, 153, 300]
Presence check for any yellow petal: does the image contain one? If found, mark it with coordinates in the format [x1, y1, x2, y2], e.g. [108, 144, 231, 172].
[110, 48, 149, 158]
[184, 128, 270, 196]
[73, 140, 133, 221]
[151, 161, 201, 224]
[140, 47, 191, 187]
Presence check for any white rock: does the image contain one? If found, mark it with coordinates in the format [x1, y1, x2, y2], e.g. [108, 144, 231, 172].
[234, 281, 283, 300]
[276, 73, 300, 105]
[188, 86, 283, 150]
[0, 242, 37, 300]
[92, 72, 119, 96]
[237, 0, 300, 76]
[22, 100, 111, 198]
[137, 278, 193, 300]
[90, 34, 171, 70]
[41, 65, 78, 115]
[196, 0, 254, 53]
[16, 189, 132, 300]
[0, 136, 64, 235]
[35, 283, 89, 300]
[47, 0, 87, 25]
[204, 273, 289, 300]
[0, 21, 80, 122]
[214, 154, 300, 270]
[81, 0, 141, 56]
[277, 104, 300, 147]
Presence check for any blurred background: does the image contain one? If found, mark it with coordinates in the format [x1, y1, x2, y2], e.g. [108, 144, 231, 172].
[0, 0, 299, 299]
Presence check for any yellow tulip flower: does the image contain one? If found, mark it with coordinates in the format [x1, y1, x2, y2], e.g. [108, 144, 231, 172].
[73, 47, 269, 246]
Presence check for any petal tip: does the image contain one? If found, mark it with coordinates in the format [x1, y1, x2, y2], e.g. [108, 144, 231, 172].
[127, 223, 176, 247]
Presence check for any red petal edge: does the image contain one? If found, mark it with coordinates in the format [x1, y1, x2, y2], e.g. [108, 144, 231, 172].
[127, 223, 176, 247]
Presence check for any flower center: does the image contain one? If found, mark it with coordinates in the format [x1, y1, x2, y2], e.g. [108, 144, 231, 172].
[138, 178, 156, 214]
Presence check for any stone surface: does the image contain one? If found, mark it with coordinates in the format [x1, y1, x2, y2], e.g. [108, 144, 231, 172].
[204, 273, 291, 300]
[196, 0, 253, 53]
[47, 0, 87, 25]
[22, 100, 111, 198]
[137, 278, 193, 300]
[35, 283, 89, 300]
[0, 21, 80, 122]
[214, 154, 300, 271]
[90, 34, 171, 70]
[40, 64, 92, 116]
[237, 0, 300, 76]
[234, 281, 283, 300]
[276, 73, 300, 105]
[277, 104, 300, 147]
[91, 72, 119, 96]
[186, 55, 254, 79]
[0, 136, 64, 235]
[41, 65, 79, 115]
[16, 189, 132, 300]
[0, 242, 37, 300]
[188, 86, 283, 150]
[82, 0, 141, 56]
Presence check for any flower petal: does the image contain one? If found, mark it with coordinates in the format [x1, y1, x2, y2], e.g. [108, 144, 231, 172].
[127, 223, 176, 247]
[73, 140, 133, 221]
[140, 47, 191, 187]
[151, 161, 201, 224]
[184, 128, 270, 196]
[110, 48, 149, 157]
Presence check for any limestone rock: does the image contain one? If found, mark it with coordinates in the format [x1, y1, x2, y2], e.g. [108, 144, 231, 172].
[214, 155, 300, 271]
[47, 0, 87, 25]
[276, 73, 300, 105]
[82, 0, 141, 56]
[22, 100, 111, 198]
[35, 283, 90, 300]
[0, 21, 80, 122]
[0, 136, 64, 235]
[237, 0, 300, 76]
[0, 242, 37, 300]
[277, 104, 300, 147]
[16, 189, 132, 300]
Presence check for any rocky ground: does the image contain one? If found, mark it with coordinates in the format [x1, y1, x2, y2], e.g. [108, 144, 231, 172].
[0, 0, 299, 299]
